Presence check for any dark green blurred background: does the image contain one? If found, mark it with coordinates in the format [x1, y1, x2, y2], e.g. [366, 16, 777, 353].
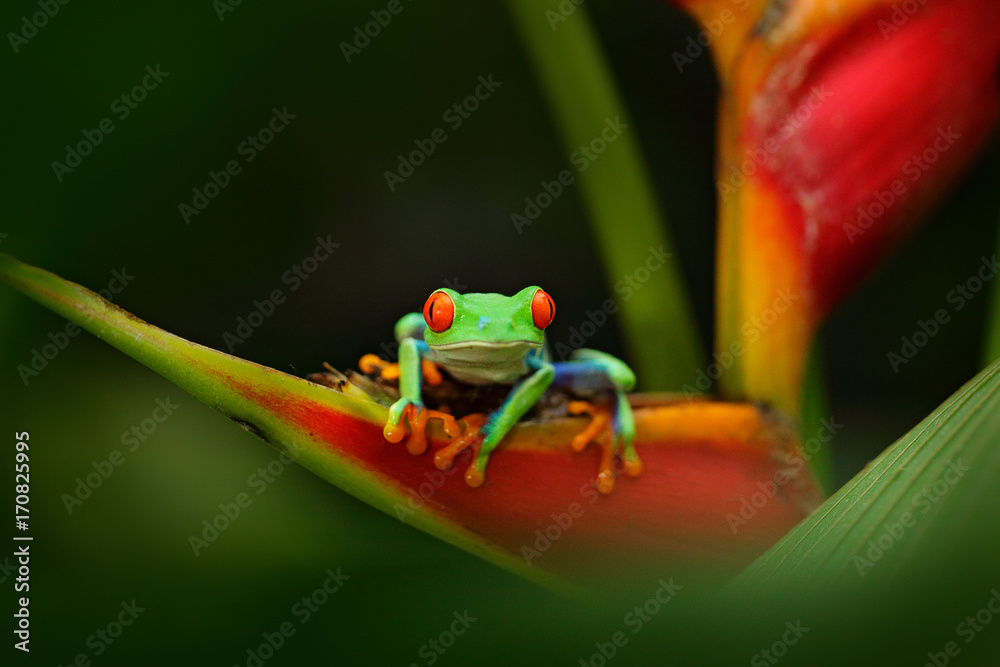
[2, 1, 998, 665]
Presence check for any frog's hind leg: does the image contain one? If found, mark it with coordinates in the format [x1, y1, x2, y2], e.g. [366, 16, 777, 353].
[567, 400, 617, 493]
[562, 349, 636, 392]
[613, 391, 642, 476]
[554, 352, 641, 492]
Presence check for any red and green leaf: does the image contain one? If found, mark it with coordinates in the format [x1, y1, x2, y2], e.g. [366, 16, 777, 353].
[0, 252, 823, 593]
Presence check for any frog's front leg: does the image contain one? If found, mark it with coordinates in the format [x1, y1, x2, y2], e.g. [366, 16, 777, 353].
[384, 338, 459, 454]
[462, 360, 555, 487]
[386, 335, 424, 417]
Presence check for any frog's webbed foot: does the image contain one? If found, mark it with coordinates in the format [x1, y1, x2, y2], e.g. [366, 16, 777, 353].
[433, 414, 489, 488]
[568, 398, 642, 494]
[383, 403, 461, 455]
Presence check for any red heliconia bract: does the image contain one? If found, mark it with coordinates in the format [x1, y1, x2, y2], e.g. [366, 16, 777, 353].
[667, 0, 1000, 413]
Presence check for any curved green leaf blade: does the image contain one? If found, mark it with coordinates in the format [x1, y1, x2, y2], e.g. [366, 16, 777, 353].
[736, 357, 1000, 591]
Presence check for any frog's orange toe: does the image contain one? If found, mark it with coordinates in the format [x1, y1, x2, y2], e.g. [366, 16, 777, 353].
[433, 447, 458, 470]
[624, 457, 643, 477]
[569, 404, 609, 453]
[464, 465, 485, 488]
[386, 404, 466, 457]
[383, 422, 407, 444]
[433, 414, 486, 470]
[595, 469, 616, 495]
[568, 398, 639, 492]
[420, 359, 443, 386]
[440, 416, 462, 439]
[358, 353, 387, 375]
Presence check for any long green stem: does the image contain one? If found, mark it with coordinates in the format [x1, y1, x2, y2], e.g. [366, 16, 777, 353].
[505, 0, 704, 391]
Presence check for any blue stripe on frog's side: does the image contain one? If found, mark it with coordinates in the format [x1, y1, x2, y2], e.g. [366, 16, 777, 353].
[552, 359, 618, 393]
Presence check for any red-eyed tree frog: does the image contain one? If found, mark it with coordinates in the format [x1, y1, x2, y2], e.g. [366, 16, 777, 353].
[383, 286, 641, 491]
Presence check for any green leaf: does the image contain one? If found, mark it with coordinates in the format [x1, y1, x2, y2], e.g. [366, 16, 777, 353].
[504, 0, 704, 391]
[736, 357, 1000, 591]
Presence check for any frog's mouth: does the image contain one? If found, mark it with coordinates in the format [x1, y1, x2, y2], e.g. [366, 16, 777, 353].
[429, 340, 542, 351]
[428, 340, 542, 385]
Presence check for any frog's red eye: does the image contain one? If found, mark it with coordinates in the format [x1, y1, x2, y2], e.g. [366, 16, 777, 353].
[531, 289, 555, 329]
[423, 291, 454, 333]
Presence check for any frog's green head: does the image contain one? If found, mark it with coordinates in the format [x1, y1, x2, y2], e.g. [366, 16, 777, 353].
[421, 286, 555, 353]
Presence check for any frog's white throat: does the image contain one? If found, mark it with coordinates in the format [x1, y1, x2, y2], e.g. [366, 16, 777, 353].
[427, 340, 541, 385]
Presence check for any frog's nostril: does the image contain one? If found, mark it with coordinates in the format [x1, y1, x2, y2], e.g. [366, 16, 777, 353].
[477, 316, 490, 330]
